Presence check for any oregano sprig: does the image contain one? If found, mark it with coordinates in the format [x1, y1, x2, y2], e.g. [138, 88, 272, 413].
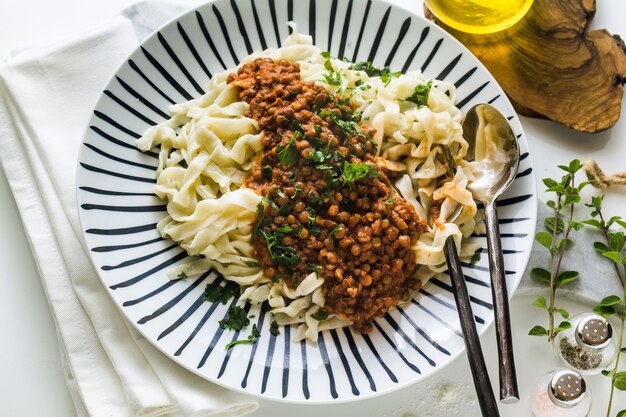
[529, 160, 591, 352]
[582, 194, 626, 417]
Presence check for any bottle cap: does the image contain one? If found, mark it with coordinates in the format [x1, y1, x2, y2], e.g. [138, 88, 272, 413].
[575, 314, 612, 349]
[547, 370, 587, 407]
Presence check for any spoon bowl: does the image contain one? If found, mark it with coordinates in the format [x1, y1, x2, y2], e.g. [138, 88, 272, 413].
[463, 104, 520, 205]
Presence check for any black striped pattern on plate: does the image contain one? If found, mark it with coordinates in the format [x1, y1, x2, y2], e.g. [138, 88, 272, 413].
[77, 0, 537, 403]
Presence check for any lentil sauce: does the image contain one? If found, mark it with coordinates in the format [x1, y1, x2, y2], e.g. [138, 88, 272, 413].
[228, 58, 425, 332]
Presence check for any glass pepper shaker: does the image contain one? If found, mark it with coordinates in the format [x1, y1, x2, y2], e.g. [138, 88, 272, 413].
[555, 313, 618, 375]
[530, 369, 591, 417]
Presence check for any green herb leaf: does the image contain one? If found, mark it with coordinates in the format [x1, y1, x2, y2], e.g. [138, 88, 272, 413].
[276, 225, 293, 234]
[341, 161, 378, 184]
[592, 304, 616, 318]
[615, 372, 626, 391]
[532, 296, 547, 310]
[306, 263, 322, 276]
[594, 241, 610, 254]
[258, 228, 301, 269]
[535, 231, 553, 250]
[581, 219, 602, 228]
[276, 135, 298, 167]
[569, 159, 583, 173]
[562, 194, 581, 206]
[311, 309, 329, 321]
[609, 232, 625, 252]
[204, 281, 240, 304]
[224, 324, 261, 350]
[531, 267, 551, 284]
[542, 178, 558, 188]
[404, 80, 432, 108]
[598, 295, 623, 307]
[350, 61, 401, 85]
[177, 271, 188, 279]
[470, 251, 481, 265]
[616, 410, 626, 417]
[602, 370, 612, 376]
[545, 217, 564, 233]
[558, 160, 582, 174]
[569, 221, 584, 231]
[557, 270, 579, 286]
[528, 325, 549, 337]
[555, 238, 573, 252]
[328, 224, 343, 239]
[219, 306, 250, 331]
[269, 320, 280, 336]
[602, 251, 624, 264]
[554, 321, 572, 335]
[607, 215, 622, 227]
[261, 165, 272, 178]
[552, 308, 570, 319]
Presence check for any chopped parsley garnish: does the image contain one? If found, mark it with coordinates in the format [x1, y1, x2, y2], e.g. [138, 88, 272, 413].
[261, 165, 272, 178]
[269, 320, 280, 336]
[330, 112, 365, 138]
[177, 271, 188, 279]
[311, 309, 329, 321]
[276, 134, 298, 167]
[204, 281, 240, 304]
[321, 51, 342, 87]
[341, 161, 379, 184]
[306, 263, 322, 276]
[470, 251, 481, 265]
[219, 306, 250, 331]
[224, 324, 261, 350]
[308, 191, 325, 206]
[328, 224, 343, 239]
[278, 200, 294, 215]
[385, 197, 394, 205]
[405, 80, 432, 108]
[258, 228, 301, 269]
[350, 61, 401, 85]
[276, 225, 293, 234]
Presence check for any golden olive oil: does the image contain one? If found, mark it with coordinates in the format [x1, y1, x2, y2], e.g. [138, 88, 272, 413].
[424, 0, 534, 34]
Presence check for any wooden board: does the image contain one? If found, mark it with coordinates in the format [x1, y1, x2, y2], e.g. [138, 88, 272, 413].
[425, 0, 626, 133]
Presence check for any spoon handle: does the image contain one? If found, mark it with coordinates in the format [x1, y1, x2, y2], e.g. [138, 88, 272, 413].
[484, 202, 519, 403]
[444, 236, 500, 417]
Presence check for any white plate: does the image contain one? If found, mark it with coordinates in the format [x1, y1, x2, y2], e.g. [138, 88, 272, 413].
[77, 0, 537, 403]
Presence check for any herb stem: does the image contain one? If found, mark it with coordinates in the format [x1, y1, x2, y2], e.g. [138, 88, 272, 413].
[596, 205, 626, 417]
[606, 315, 624, 417]
[547, 175, 577, 352]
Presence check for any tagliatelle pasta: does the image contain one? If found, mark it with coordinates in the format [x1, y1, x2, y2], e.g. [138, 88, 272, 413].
[136, 25, 482, 343]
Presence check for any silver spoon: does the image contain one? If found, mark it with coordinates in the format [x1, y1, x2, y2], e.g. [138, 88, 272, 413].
[463, 103, 521, 404]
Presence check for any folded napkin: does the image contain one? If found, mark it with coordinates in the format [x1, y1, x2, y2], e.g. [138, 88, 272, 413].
[0, 4, 258, 417]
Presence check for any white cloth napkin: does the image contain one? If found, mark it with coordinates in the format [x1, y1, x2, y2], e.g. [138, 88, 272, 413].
[0, 7, 258, 417]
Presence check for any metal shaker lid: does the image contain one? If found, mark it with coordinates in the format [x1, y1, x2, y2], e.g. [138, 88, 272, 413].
[548, 370, 587, 407]
[575, 314, 612, 349]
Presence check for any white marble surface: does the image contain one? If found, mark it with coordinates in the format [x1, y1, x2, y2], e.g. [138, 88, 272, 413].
[0, 1, 625, 416]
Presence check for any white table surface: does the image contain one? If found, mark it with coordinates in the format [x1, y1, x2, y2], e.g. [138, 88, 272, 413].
[1, 1, 625, 417]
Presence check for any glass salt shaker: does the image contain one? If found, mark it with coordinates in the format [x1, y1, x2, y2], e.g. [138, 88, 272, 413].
[555, 313, 619, 375]
[530, 369, 591, 417]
